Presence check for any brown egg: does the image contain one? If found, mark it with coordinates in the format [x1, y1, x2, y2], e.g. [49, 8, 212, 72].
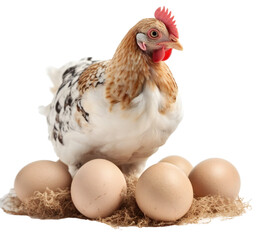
[14, 160, 72, 202]
[189, 158, 240, 199]
[135, 162, 193, 221]
[160, 155, 193, 175]
[56, 160, 69, 170]
[71, 159, 127, 219]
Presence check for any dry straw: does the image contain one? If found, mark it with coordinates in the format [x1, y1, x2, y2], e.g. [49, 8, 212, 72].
[1, 175, 250, 227]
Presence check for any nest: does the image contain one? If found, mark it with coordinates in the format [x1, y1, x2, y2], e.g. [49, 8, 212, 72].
[0, 176, 250, 227]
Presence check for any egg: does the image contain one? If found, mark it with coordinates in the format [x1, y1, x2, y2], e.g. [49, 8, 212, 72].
[160, 155, 193, 175]
[189, 158, 240, 199]
[135, 162, 193, 221]
[14, 160, 72, 202]
[71, 159, 127, 219]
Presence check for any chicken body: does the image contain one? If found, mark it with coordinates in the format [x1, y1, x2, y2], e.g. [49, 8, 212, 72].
[45, 15, 183, 176]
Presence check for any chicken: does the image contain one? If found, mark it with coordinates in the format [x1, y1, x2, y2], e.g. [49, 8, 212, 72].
[43, 7, 183, 177]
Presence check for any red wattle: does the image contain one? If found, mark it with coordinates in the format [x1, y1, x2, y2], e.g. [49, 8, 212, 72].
[152, 47, 165, 63]
[162, 48, 172, 61]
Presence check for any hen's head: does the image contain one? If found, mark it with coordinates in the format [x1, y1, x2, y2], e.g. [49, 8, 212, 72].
[135, 7, 183, 63]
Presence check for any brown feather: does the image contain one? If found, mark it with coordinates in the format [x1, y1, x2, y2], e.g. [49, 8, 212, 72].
[77, 61, 107, 94]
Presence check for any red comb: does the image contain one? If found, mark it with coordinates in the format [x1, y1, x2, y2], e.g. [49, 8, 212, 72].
[154, 7, 179, 38]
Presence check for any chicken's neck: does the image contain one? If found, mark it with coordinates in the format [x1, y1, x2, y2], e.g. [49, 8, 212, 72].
[105, 29, 178, 113]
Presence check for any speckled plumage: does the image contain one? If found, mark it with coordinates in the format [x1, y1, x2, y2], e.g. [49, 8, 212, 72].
[43, 16, 183, 177]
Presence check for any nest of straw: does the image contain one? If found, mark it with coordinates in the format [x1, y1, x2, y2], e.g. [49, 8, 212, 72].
[1, 175, 250, 227]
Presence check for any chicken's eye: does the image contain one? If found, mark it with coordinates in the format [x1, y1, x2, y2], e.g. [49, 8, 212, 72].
[147, 29, 161, 39]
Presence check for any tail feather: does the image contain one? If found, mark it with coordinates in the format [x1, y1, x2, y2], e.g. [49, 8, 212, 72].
[38, 104, 50, 116]
[39, 66, 63, 116]
[42, 58, 95, 116]
[47, 67, 62, 94]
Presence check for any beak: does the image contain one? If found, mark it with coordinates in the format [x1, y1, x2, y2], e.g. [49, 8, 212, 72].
[158, 34, 183, 51]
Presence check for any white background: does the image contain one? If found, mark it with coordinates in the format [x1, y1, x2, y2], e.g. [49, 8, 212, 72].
[0, 0, 258, 239]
